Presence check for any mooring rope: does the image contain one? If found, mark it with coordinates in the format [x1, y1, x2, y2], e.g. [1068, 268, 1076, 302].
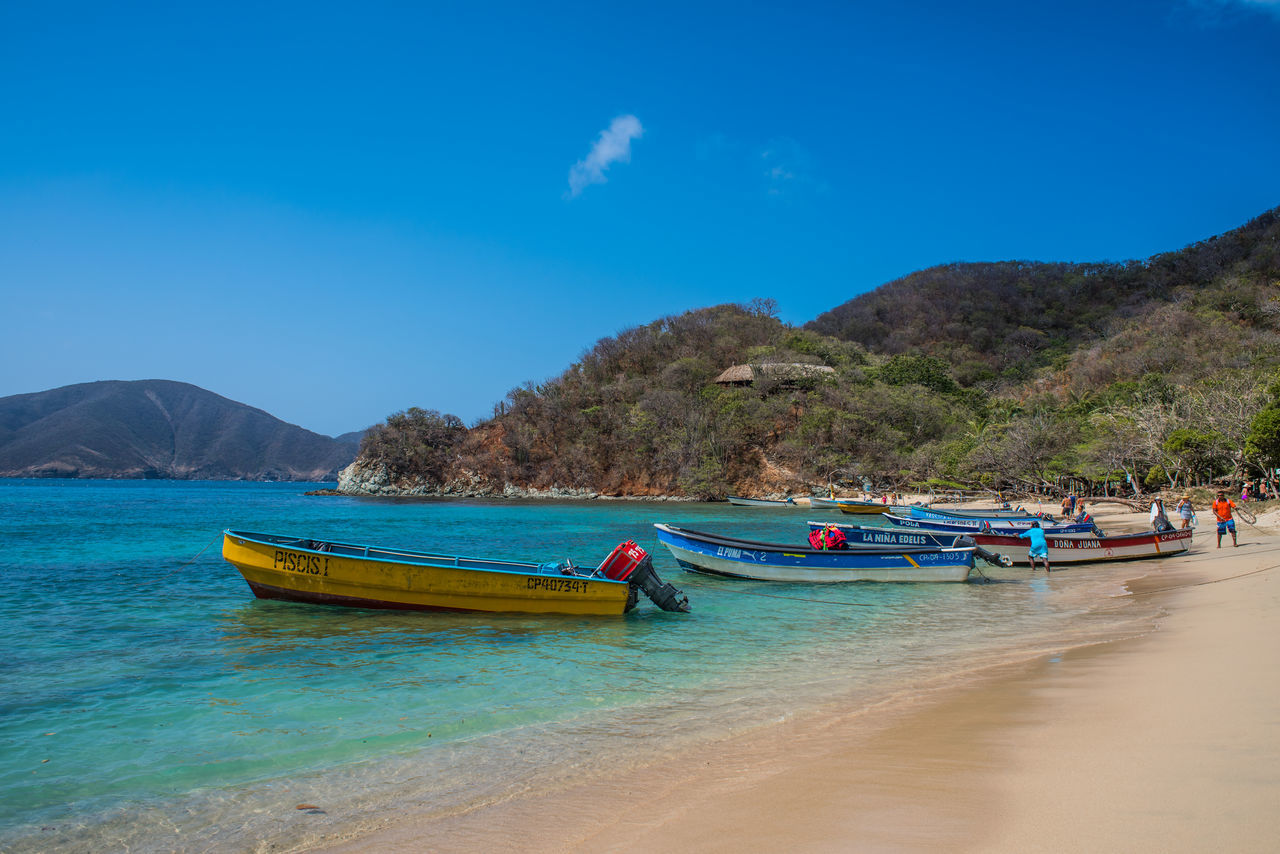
[160, 533, 223, 579]
[1118, 562, 1280, 597]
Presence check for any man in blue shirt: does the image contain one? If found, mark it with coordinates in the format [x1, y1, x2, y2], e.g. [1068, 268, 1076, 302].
[1019, 520, 1051, 572]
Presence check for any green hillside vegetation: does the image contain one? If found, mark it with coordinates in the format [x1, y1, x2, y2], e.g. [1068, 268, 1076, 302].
[354, 207, 1280, 498]
[808, 208, 1280, 385]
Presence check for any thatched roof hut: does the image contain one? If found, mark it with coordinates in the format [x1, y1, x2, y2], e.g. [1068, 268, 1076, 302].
[713, 363, 836, 387]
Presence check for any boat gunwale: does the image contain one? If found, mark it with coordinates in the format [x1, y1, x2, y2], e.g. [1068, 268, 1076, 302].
[911, 506, 1039, 518]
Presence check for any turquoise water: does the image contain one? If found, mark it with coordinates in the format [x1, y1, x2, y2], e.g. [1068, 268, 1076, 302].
[0, 481, 1163, 852]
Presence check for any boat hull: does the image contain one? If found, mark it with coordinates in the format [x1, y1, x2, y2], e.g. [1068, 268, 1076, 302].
[835, 499, 891, 515]
[654, 524, 973, 583]
[881, 513, 1094, 535]
[971, 529, 1193, 564]
[222, 530, 634, 615]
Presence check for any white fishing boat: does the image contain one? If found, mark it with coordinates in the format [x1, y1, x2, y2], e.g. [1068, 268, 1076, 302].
[971, 528, 1193, 565]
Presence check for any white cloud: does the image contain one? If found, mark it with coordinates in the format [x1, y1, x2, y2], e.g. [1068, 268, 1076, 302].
[567, 115, 644, 198]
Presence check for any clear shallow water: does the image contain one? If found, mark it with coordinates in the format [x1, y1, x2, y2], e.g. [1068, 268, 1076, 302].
[0, 482, 1166, 851]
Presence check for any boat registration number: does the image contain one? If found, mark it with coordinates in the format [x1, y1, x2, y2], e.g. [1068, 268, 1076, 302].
[274, 550, 330, 576]
[527, 577, 592, 593]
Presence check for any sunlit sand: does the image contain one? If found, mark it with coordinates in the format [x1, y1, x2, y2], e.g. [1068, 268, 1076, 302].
[313, 499, 1280, 853]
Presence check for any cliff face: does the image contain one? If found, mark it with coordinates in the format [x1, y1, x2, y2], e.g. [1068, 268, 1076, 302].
[0, 380, 359, 480]
[335, 445, 808, 500]
[335, 458, 608, 499]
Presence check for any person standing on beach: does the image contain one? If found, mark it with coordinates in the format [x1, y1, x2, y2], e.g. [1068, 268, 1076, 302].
[1019, 521, 1051, 572]
[1176, 495, 1195, 529]
[1149, 498, 1172, 532]
[1212, 490, 1238, 548]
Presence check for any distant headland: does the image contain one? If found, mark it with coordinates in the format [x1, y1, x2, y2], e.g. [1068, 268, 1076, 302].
[0, 380, 360, 481]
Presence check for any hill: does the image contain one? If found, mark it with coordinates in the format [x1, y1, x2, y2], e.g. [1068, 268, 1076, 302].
[0, 380, 359, 480]
[340, 205, 1280, 498]
[806, 208, 1280, 386]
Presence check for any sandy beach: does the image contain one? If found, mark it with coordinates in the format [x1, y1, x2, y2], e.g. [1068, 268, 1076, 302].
[315, 500, 1280, 853]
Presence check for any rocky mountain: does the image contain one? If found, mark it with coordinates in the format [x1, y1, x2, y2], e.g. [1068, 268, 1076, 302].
[0, 380, 359, 480]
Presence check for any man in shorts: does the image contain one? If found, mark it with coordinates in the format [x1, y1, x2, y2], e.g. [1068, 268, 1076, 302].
[1212, 490, 1238, 548]
[1018, 520, 1051, 572]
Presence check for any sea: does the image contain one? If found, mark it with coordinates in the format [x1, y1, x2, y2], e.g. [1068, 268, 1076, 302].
[0, 480, 1168, 852]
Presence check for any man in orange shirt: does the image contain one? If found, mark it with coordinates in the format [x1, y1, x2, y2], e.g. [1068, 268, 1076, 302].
[1212, 490, 1238, 548]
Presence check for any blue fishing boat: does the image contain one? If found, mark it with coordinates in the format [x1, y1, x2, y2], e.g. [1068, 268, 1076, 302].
[653, 524, 976, 583]
[908, 505, 1045, 521]
[881, 513, 1097, 536]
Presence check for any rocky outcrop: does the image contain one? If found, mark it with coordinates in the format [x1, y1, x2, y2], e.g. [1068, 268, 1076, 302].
[334, 459, 699, 500]
[335, 459, 599, 498]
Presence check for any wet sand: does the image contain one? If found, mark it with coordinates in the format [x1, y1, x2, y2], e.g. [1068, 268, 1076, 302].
[314, 502, 1280, 853]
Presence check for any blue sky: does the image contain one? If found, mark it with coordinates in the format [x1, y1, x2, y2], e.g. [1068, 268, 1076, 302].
[2, 0, 1278, 436]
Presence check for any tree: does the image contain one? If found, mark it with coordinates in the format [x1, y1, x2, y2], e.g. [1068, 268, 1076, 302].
[962, 414, 1072, 491]
[1163, 428, 1228, 486]
[876, 353, 959, 394]
[1245, 405, 1280, 490]
[361, 407, 467, 481]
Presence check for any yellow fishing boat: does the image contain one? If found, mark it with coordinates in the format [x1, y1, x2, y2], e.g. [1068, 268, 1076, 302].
[221, 530, 690, 616]
[835, 499, 891, 515]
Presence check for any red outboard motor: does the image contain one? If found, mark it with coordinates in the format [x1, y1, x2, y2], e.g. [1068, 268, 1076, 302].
[597, 541, 690, 613]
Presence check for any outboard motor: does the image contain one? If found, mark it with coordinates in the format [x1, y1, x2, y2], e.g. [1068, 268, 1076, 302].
[956, 535, 1014, 568]
[597, 541, 691, 613]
